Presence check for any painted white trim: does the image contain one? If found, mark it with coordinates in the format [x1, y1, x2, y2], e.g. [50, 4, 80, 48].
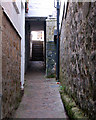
[59, 0, 68, 31]
[64, 0, 68, 18]
[59, 0, 65, 29]
[21, 2, 25, 90]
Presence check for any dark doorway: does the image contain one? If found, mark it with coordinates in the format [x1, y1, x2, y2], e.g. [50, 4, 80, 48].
[25, 17, 46, 72]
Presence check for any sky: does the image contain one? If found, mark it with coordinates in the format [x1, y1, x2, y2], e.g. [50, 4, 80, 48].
[26, 0, 56, 17]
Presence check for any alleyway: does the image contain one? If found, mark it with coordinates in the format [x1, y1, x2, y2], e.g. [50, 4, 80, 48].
[12, 61, 68, 118]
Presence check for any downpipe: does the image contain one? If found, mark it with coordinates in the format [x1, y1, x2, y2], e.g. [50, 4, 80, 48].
[0, 94, 2, 119]
[56, 0, 60, 82]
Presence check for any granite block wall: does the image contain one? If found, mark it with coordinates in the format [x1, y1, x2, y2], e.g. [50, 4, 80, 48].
[46, 18, 57, 77]
[60, 2, 96, 119]
[2, 11, 21, 118]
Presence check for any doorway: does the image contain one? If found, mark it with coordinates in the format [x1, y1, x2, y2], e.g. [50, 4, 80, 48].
[25, 17, 46, 73]
[30, 31, 44, 61]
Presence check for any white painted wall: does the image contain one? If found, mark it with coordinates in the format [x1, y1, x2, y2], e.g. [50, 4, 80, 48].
[26, 0, 56, 18]
[21, 1, 25, 89]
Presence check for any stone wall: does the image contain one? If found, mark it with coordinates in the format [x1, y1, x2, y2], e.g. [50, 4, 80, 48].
[0, 6, 3, 119]
[60, 2, 96, 119]
[2, 11, 21, 118]
[46, 18, 57, 77]
[0, 6, 2, 96]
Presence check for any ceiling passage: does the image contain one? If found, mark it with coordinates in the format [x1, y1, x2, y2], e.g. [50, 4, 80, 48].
[26, 17, 46, 31]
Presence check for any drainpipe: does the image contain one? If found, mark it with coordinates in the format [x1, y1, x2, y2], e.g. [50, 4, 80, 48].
[56, 0, 60, 82]
[0, 94, 2, 119]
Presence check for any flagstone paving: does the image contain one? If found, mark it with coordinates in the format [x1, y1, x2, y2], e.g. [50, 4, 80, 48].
[12, 61, 68, 119]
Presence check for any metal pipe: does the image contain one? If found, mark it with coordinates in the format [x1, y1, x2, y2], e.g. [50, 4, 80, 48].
[56, 0, 60, 82]
[0, 94, 2, 119]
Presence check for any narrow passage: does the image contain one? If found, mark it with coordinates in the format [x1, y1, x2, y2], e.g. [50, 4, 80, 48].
[13, 61, 68, 118]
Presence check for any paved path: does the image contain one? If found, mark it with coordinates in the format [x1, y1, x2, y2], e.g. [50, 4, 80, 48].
[12, 61, 68, 119]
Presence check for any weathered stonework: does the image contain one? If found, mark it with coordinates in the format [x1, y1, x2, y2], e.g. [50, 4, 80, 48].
[0, 6, 2, 95]
[1, 11, 21, 118]
[60, 2, 96, 119]
[46, 41, 56, 76]
[46, 18, 57, 77]
[0, 6, 3, 119]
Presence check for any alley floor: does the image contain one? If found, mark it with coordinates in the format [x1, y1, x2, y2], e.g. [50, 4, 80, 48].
[12, 61, 68, 119]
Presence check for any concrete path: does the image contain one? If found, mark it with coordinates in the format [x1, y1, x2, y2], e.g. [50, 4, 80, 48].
[12, 61, 68, 119]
